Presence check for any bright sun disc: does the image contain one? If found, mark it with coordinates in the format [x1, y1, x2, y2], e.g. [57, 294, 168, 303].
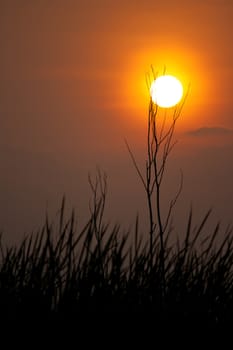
[150, 75, 183, 108]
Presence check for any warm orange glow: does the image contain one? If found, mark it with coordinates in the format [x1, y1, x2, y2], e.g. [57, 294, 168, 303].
[150, 75, 183, 108]
[120, 44, 211, 131]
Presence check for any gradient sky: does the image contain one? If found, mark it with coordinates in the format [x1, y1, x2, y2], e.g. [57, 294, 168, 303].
[1, 0, 233, 244]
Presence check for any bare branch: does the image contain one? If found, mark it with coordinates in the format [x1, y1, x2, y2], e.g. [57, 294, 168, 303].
[126, 65, 189, 280]
[124, 138, 147, 190]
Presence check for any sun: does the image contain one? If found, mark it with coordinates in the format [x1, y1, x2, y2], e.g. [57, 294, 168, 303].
[150, 75, 183, 108]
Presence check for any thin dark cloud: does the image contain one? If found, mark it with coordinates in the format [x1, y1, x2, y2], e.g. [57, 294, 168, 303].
[187, 126, 233, 137]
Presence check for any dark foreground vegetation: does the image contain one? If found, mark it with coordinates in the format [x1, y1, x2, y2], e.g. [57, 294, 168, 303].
[1, 197, 233, 329]
[0, 77, 232, 332]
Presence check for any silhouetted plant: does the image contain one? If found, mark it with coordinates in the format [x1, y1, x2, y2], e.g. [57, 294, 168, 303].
[1, 177, 233, 325]
[126, 66, 189, 293]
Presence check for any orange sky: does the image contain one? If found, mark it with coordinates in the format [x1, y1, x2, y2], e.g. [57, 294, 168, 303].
[1, 1, 233, 243]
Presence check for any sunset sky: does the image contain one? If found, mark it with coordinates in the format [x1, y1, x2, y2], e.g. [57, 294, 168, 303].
[1, 0, 233, 244]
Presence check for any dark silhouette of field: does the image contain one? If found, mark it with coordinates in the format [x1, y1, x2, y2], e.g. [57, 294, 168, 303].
[0, 196, 233, 329]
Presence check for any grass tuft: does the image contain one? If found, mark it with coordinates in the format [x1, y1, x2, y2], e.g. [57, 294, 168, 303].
[0, 200, 233, 327]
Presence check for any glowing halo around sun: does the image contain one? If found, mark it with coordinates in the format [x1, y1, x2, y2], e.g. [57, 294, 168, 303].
[150, 75, 183, 108]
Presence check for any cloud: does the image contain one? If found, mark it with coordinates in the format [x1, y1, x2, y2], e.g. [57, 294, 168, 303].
[187, 126, 233, 137]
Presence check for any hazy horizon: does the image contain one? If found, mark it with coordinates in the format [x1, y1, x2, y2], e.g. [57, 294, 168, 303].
[1, 0, 233, 244]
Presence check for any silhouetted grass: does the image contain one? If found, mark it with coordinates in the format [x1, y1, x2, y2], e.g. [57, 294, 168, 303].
[1, 199, 233, 328]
